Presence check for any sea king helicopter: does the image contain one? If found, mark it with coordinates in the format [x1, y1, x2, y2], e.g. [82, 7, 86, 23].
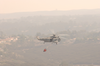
[36, 32, 68, 52]
[37, 34, 61, 44]
[36, 31, 68, 44]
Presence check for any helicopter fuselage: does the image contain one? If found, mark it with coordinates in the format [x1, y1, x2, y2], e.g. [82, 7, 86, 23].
[37, 36, 60, 44]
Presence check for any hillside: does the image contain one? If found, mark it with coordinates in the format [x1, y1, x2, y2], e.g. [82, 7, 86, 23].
[0, 39, 100, 66]
[0, 8, 100, 66]
[0, 31, 100, 66]
[0, 15, 100, 35]
[0, 9, 100, 19]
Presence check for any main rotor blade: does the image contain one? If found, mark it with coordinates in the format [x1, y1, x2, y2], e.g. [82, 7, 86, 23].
[50, 29, 56, 34]
[58, 34, 69, 37]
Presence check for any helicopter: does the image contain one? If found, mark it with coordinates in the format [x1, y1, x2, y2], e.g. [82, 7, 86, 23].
[37, 34, 61, 44]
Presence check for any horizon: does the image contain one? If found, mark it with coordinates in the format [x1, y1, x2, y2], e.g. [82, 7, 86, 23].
[0, 0, 100, 14]
[0, 8, 100, 14]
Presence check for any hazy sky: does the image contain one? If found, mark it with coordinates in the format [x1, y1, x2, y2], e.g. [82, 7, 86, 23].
[0, 0, 100, 14]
